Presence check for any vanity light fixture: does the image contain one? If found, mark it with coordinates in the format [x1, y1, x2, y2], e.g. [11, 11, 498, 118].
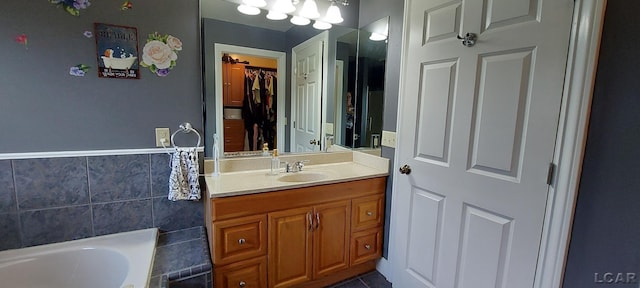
[313, 20, 332, 30]
[290, 15, 311, 25]
[323, 1, 343, 24]
[236, 0, 350, 30]
[267, 10, 288, 20]
[242, 0, 268, 8]
[299, 0, 320, 19]
[237, 4, 261, 15]
[272, 0, 296, 13]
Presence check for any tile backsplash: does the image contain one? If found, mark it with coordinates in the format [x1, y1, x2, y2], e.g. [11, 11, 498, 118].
[0, 153, 204, 250]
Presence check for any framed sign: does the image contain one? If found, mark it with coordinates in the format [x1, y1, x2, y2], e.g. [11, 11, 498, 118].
[94, 23, 140, 79]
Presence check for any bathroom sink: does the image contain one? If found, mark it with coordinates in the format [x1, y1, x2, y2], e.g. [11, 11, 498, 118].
[277, 172, 329, 183]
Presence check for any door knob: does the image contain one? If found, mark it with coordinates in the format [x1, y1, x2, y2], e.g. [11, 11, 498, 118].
[310, 139, 318, 145]
[457, 32, 477, 47]
[399, 164, 411, 175]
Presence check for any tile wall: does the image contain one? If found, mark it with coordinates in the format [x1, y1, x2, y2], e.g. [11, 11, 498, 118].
[0, 153, 204, 250]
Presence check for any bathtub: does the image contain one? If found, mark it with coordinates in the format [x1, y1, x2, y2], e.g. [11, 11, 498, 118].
[0, 228, 158, 288]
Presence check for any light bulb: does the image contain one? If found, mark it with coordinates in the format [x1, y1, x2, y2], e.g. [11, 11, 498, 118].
[273, 0, 296, 13]
[290, 16, 311, 25]
[369, 32, 387, 41]
[313, 20, 332, 30]
[242, 0, 267, 8]
[324, 3, 344, 24]
[237, 4, 261, 15]
[267, 10, 288, 20]
[299, 0, 320, 19]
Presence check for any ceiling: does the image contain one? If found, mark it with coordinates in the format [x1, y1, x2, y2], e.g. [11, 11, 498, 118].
[201, 0, 298, 32]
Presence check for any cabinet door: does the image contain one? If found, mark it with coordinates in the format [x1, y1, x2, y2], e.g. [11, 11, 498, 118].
[268, 206, 313, 288]
[312, 200, 351, 278]
[222, 62, 231, 105]
[228, 64, 245, 107]
[215, 256, 267, 288]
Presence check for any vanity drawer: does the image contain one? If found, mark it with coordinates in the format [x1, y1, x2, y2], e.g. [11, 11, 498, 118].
[224, 119, 245, 152]
[215, 256, 267, 288]
[351, 194, 384, 232]
[213, 214, 267, 265]
[350, 228, 382, 266]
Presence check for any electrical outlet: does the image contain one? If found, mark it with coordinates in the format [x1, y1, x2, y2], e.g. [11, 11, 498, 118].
[155, 128, 170, 147]
[381, 130, 396, 148]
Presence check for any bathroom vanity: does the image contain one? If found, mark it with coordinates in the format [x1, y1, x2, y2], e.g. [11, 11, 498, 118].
[203, 151, 388, 288]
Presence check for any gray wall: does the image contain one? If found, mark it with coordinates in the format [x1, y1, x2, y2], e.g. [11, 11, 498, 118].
[359, 0, 405, 259]
[0, 0, 202, 153]
[563, 1, 640, 286]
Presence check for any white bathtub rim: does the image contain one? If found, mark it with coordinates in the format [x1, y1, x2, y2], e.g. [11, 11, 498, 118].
[0, 228, 159, 288]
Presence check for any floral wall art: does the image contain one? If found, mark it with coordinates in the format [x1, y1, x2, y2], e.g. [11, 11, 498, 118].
[94, 23, 140, 79]
[49, 0, 91, 16]
[140, 32, 182, 77]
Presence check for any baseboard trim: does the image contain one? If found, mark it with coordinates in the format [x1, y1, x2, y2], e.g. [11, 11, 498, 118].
[376, 257, 393, 283]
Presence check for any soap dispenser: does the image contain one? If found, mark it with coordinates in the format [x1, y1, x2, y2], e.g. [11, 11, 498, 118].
[262, 143, 269, 156]
[270, 149, 280, 175]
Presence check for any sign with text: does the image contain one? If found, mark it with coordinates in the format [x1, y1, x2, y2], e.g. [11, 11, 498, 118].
[94, 23, 140, 79]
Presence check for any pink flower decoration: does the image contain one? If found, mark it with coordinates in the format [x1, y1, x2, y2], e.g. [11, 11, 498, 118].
[15, 34, 28, 47]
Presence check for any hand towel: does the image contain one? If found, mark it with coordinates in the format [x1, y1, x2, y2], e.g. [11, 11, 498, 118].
[168, 147, 201, 201]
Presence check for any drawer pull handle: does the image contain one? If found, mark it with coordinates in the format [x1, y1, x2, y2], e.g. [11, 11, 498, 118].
[239, 281, 246, 287]
[315, 212, 320, 230]
[238, 238, 246, 245]
[308, 212, 313, 231]
[366, 211, 373, 216]
[365, 244, 371, 250]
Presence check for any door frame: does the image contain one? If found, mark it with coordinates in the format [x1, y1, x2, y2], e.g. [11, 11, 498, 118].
[290, 31, 329, 151]
[334, 60, 345, 145]
[213, 44, 287, 152]
[384, 0, 607, 287]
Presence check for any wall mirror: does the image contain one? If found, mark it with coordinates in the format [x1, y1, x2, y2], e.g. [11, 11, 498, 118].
[333, 16, 388, 151]
[201, 0, 388, 157]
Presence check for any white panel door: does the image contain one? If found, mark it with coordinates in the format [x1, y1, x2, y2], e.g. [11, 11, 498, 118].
[392, 0, 574, 287]
[292, 40, 323, 152]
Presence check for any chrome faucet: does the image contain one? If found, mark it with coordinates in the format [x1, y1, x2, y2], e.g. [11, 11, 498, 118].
[285, 160, 309, 173]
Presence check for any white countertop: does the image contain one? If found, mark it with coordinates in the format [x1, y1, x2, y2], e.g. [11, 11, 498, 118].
[204, 151, 389, 198]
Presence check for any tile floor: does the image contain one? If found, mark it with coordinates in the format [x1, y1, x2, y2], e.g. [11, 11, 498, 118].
[328, 271, 392, 288]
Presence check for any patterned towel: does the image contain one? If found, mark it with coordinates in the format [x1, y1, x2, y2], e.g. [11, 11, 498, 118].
[168, 147, 201, 201]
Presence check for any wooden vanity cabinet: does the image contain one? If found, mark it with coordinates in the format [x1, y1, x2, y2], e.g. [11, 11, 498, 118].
[205, 177, 386, 288]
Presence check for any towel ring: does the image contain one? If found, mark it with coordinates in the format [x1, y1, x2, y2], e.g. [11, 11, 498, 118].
[170, 122, 201, 148]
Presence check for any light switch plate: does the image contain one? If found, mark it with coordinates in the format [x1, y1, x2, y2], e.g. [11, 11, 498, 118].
[155, 128, 170, 147]
[324, 123, 334, 135]
[381, 130, 396, 148]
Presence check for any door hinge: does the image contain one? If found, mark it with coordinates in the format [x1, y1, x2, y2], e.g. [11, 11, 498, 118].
[546, 163, 556, 186]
